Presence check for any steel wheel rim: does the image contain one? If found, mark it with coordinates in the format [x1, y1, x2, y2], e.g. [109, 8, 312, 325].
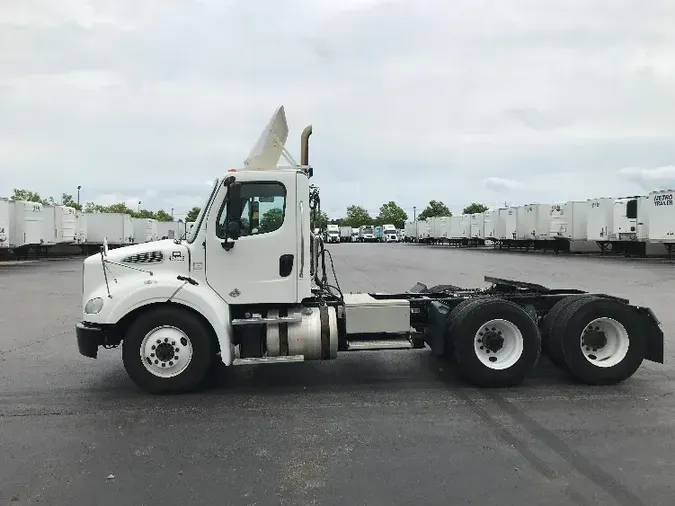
[473, 319, 524, 370]
[579, 317, 629, 368]
[140, 326, 193, 378]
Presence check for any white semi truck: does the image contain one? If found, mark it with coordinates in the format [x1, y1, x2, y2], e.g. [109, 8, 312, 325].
[77, 106, 664, 394]
[382, 224, 398, 242]
[326, 224, 340, 243]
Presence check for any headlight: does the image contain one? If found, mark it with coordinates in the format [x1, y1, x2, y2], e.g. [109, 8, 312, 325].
[84, 297, 104, 315]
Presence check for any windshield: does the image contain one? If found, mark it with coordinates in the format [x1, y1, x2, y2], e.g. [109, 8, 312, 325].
[187, 178, 220, 244]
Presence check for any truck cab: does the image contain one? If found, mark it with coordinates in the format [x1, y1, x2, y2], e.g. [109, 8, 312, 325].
[358, 225, 376, 242]
[326, 224, 340, 243]
[382, 224, 398, 242]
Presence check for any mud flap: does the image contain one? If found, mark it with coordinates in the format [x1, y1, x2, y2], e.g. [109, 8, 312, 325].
[636, 306, 665, 364]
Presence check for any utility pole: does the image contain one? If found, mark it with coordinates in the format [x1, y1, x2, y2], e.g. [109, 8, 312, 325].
[77, 185, 81, 206]
[413, 206, 417, 240]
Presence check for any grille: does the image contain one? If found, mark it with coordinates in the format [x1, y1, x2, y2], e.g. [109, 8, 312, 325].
[122, 251, 164, 264]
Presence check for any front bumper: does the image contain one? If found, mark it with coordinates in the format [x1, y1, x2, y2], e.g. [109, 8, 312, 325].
[77, 322, 122, 358]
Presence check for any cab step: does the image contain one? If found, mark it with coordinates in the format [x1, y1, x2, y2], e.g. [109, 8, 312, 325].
[233, 355, 305, 366]
[347, 337, 413, 351]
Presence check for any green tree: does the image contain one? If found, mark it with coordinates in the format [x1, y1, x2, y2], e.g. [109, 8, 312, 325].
[61, 193, 82, 210]
[463, 203, 489, 215]
[154, 209, 173, 222]
[259, 207, 284, 233]
[418, 200, 451, 220]
[186, 206, 201, 222]
[12, 188, 43, 203]
[376, 201, 408, 229]
[311, 210, 329, 231]
[133, 208, 156, 219]
[343, 205, 372, 227]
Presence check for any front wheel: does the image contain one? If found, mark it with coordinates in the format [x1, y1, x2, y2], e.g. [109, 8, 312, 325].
[449, 298, 541, 387]
[122, 306, 215, 394]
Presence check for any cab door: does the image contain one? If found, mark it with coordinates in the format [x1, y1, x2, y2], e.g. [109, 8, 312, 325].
[205, 171, 299, 305]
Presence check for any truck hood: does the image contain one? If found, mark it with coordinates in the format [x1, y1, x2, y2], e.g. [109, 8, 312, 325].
[83, 239, 190, 303]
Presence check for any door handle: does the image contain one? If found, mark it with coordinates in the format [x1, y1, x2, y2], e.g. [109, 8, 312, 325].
[279, 254, 294, 277]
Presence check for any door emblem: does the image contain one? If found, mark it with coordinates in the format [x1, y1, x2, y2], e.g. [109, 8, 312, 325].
[229, 288, 241, 298]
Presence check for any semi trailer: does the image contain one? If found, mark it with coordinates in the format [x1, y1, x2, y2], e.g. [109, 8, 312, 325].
[76, 106, 665, 394]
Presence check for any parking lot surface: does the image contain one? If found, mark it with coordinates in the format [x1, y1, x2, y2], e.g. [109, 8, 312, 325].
[1, 244, 674, 506]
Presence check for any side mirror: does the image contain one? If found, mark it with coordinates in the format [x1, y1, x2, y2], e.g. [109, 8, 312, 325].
[227, 220, 240, 240]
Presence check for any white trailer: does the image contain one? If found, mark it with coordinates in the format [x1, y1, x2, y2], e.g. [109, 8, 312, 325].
[326, 224, 340, 243]
[516, 204, 552, 241]
[74, 210, 88, 244]
[432, 216, 450, 242]
[76, 105, 664, 395]
[339, 226, 352, 242]
[8, 200, 45, 247]
[41, 204, 57, 245]
[351, 227, 359, 242]
[132, 218, 158, 244]
[382, 224, 398, 242]
[156, 221, 183, 240]
[497, 207, 517, 241]
[469, 213, 484, 240]
[586, 198, 614, 242]
[0, 198, 9, 250]
[483, 210, 498, 241]
[416, 219, 431, 242]
[646, 189, 675, 245]
[54, 206, 77, 244]
[549, 201, 589, 240]
[613, 196, 649, 241]
[86, 213, 134, 246]
[459, 215, 471, 239]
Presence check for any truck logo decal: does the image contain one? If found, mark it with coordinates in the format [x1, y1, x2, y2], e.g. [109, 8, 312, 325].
[229, 288, 241, 298]
[653, 193, 673, 206]
[169, 251, 185, 262]
[193, 262, 203, 270]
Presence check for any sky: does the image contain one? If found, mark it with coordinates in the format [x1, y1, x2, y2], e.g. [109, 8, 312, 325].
[2, 0, 675, 220]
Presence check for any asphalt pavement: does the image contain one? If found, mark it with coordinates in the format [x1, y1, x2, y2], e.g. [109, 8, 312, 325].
[1, 244, 674, 506]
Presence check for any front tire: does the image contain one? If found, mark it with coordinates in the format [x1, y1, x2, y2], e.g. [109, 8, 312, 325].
[122, 306, 215, 394]
[449, 298, 541, 387]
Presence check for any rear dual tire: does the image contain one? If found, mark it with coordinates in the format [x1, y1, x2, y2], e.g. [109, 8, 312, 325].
[446, 298, 541, 387]
[544, 297, 645, 385]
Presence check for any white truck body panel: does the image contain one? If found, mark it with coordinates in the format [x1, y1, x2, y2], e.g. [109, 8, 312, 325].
[86, 213, 134, 245]
[156, 221, 183, 240]
[433, 217, 450, 239]
[404, 221, 416, 239]
[42, 204, 57, 245]
[131, 218, 158, 243]
[497, 207, 517, 240]
[483, 210, 498, 240]
[516, 204, 552, 241]
[549, 201, 588, 240]
[54, 205, 77, 244]
[8, 200, 45, 247]
[339, 226, 352, 240]
[382, 224, 398, 242]
[0, 198, 9, 249]
[613, 196, 649, 241]
[458, 215, 470, 239]
[470, 213, 484, 239]
[74, 210, 88, 244]
[415, 220, 429, 240]
[646, 189, 675, 243]
[586, 198, 614, 242]
[448, 216, 461, 239]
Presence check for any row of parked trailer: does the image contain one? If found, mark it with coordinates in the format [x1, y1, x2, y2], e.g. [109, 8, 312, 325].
[403, 190, 675, 257]
[0, 197, 195, 258]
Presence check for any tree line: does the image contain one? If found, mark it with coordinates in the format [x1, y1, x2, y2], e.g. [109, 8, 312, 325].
[10, 188, 177, 222]
[186, 200, 490, 230]
[10, 188, 490, 229]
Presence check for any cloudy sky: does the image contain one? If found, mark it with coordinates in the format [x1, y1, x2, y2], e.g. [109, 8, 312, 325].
[2, 0, 675, 220]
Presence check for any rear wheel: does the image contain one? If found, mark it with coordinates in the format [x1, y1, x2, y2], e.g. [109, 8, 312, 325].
[122, 306, 215, 394]
[541, 294, 597, 367]
[449, 298, 541, 387]
[549, 297, 646, 385]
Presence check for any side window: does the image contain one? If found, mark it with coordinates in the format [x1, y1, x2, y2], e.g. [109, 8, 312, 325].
[216, 182, 287, 239]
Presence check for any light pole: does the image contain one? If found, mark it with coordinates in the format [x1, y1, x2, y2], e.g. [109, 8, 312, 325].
[413, 206, 417, 241]
[138, 201, 141, 212]
[77, 185, 81, 206]
[171, 208, 174, 219]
